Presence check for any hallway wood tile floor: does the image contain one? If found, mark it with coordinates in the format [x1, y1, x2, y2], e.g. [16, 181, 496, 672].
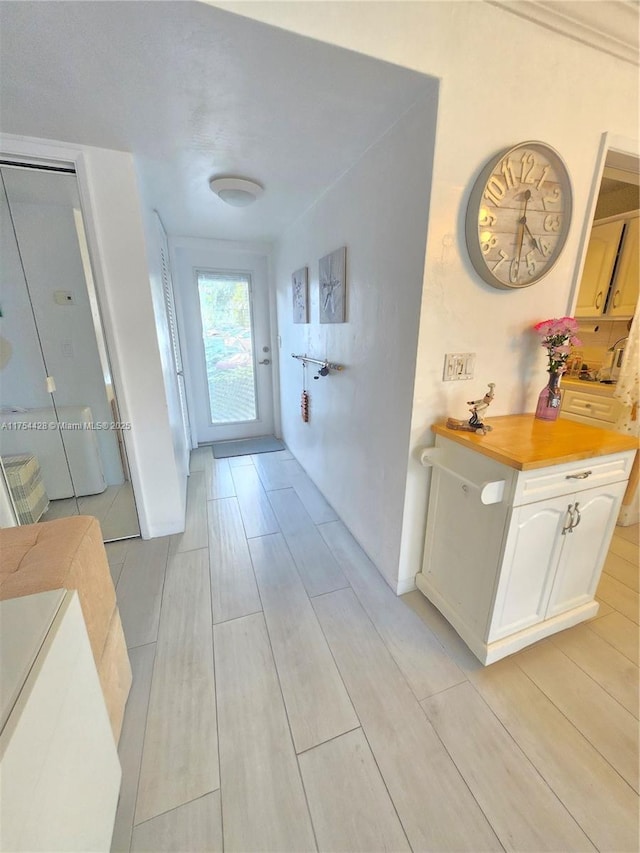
[108, 448, 639, 852]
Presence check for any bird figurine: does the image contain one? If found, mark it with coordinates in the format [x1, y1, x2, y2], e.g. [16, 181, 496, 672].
[446, 382, 496, 435]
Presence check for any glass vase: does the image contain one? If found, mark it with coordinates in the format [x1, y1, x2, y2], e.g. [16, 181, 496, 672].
[535, 370, 563, 421]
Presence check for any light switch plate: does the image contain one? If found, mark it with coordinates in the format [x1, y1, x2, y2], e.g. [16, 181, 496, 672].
[443, 352, 475, 381]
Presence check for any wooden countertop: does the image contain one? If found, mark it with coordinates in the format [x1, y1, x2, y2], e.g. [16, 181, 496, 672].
[432, 414, 638, 470]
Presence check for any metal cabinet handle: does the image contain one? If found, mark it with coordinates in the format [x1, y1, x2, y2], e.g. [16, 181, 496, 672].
[613, 289, 621, 308]
[562, 504, 575, 535]
[595, 291, 603, 309]
[565, 470, 592, 480]
[571, 502, 582, 531]
[258, 359, 271, 365]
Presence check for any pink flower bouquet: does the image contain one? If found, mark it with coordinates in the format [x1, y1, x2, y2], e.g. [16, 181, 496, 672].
[533, 317, 582, 374]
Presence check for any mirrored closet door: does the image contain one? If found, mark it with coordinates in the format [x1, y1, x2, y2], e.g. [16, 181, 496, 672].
[0, 164, 139, 541]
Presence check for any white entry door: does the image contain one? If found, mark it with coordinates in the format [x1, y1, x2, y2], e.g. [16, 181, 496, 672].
[193, 266, 274, 443]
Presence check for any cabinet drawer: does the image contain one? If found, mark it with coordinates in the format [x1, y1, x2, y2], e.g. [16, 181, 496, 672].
[514, 451, 635, 506]
[561, 389, 622, 424]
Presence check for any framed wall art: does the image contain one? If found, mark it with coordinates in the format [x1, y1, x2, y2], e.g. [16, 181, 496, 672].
[292, 266, 308, 324]
[319, 246, 346, 324]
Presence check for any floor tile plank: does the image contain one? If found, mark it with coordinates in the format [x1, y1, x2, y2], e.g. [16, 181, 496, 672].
[609, 534, 639, 562]
[100, 484, 140, 541]
[116, 536, 170, 649]
[268, 489, 347, 597]
[515, 641, 639, 791]
[171, 471, 208, 554]
[189, 446, 211, 473]
[592, 597, 615, 619]
[249, 533, 358, 752]
[422, 682, 594, 851]
[615, 524, 639, 545]
[230, 465, 279, 538]
[603, 549, 639, 592]
[320, 521, 466, 699]
[228, 454, 254, 467]
[587, 610, 639, 664]
[207, 497, 262, 624]
[312, 588, 501, 852]
[110, 643, 156, 853]
[401, 589, 485, 676]
[299, 728, 410, 853]
[214, 613, 316, 852]
[135, 549, 219, 824]
[130, 792, 222, 853]
[291, 473, 338, 524]
[470, 657, 639, 852]
[596, 572, 639, 624]
[551, 624, 639, 717]
[207, 458, 236, 500]
[105, 539, 132, 567]
[252, 455, 302, 491]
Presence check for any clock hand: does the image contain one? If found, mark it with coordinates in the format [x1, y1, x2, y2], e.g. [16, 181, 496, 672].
[523, 221, 541, 253]
[514, 189, 531, 275]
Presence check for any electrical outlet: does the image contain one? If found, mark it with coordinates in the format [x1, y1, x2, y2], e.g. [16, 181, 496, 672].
[443, 352, 475, 381]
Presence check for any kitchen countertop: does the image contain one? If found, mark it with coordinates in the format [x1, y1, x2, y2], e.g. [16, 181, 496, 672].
[432, 413, 638, 471]
[561, 377, 618, 397]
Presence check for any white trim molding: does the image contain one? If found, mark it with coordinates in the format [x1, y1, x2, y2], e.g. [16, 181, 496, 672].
[489, 0, 639, 66]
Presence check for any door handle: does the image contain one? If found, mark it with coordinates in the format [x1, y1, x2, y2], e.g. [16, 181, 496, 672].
[570, 502, 581, 532]
[562, 504, 575, 535]
[258, 359, 271, 365]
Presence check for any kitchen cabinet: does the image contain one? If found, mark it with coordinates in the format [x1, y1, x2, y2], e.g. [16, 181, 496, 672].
[575, 213, 638, 319]
[560, 381, 624, 427]
[608, 216, 639, 317]
[576, 220, 624, 317]
[415, 415, 636, 665]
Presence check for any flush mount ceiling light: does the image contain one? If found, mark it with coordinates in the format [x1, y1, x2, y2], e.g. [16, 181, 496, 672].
[208, 176, 263, 207]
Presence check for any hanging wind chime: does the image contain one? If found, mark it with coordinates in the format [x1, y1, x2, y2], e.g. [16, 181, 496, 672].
[300, 360, 310, 423]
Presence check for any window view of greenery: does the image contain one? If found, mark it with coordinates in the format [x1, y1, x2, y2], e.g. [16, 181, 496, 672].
[197, 272, 257, 424]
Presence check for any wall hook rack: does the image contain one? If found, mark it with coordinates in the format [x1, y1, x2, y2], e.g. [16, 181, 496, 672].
[291, 353, 344, 373]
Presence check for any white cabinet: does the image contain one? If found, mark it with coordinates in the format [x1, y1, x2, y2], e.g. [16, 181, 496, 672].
[415, 429, 635, 665]
[546, 483, 625, 616]
[489, 481, 626, 642]
[561, 386, 623, 427]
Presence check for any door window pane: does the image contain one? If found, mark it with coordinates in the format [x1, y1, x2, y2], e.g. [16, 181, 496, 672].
[197, 271, 257, 424]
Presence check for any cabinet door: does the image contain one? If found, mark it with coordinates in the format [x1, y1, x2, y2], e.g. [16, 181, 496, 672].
[487, 496, 569, 642]
[575, 221, 624, 317]
[609, 217, 639, 317]
[546, 481, 626, 618]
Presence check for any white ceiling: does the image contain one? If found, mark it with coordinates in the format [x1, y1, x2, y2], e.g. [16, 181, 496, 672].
[0, 1, 436, 242]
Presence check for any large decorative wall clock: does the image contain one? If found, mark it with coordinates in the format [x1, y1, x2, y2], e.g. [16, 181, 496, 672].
[465, 141, 572, 289]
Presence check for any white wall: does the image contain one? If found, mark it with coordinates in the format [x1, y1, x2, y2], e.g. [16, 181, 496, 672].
[80, 147, 186, 537]
[216, 0, 639, 591]
[135, 202, 189, 519]
[0, 134, 186, 538]
[274, 94, 437, 588]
